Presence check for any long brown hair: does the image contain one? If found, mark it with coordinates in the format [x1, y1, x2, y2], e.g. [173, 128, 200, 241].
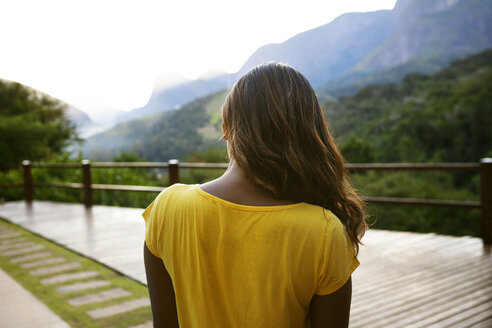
[222, 62, 367, 253]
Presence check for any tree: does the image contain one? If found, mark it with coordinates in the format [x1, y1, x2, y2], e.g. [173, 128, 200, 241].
[340, 135, 374, 163]
[113, 151, 146, 162]
[0, 79, 79, 170]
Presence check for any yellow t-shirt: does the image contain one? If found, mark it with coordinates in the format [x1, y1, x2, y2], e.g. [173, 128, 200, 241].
[143, 184, 359, 328]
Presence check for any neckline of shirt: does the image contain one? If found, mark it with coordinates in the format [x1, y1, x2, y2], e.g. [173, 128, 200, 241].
[193, 185, 305, 211]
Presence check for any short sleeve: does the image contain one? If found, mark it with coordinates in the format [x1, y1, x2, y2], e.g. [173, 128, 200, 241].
[316, 217, 360, 295]
[142, 189, 167, 258]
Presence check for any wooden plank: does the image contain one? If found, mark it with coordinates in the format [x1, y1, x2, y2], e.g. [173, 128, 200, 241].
[468, 315, 492, 328]
[91, 184, 164, 192]
[364, 196, 480, 208]
[351, 254, 491, 327]
[429, 302, 492, 328]
[0, 184, 23, 189]
[360, 280, 492, 328]
[91, 162, 169, 168]
[346, 163, 480, 171]
[422, 294, 492, 328]
[35, 182, 83, 189]
[351, 260, 492, 320]
[180, 162, 228, 169]
[27, 162, 480, 171]
[31, 163, 80, 168]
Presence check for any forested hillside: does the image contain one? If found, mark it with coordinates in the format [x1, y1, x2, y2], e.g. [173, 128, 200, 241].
[328, 49, 492, 163]
[82, 90, 228, 161]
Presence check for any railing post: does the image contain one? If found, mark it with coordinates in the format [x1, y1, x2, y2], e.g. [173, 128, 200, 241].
[168, 159, 180, 185]
[82, 159, 93, 208]
[22, 160, 33, 204]
[480, 158, 492, 254]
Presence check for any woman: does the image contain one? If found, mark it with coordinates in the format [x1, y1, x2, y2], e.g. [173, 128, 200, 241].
[143, 62, 367, 328]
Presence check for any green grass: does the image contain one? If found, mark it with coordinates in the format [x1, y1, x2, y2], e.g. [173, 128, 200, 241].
[0, 218, 152, 328]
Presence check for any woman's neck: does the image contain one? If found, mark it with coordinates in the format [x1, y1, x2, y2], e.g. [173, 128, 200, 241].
[200, 161, 297, 206]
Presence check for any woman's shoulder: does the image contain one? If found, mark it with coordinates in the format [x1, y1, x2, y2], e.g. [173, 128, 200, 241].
[296, 203, 346, 233]
[159, 183, 196, 195]
[152, 183, 197, 205]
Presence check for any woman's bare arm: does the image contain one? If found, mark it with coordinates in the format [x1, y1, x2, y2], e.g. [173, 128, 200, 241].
[310, 277, 352, 328]
[143, 243, 179, 328]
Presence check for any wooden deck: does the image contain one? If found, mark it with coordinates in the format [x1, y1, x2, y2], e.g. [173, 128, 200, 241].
[0, 200, 491, 327]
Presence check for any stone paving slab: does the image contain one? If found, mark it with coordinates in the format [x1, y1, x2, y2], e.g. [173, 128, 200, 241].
[56, 280, 111, 294]
[1, 244, 45, 256]
[0, 237, 27, 245]
[0, 241, 36, 251]
[20, 256, 66, 269]
[68, 288, 131, 306]
[87, 297, 151, 319]
[29, 262, 82, 276]
[0, 231, 21, 239]
[41, 270, 99, 285]
[127, 321, 153, 328]
[10, 251, 53, 263]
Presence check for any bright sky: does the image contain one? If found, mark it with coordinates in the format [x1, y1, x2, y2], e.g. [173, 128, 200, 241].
[0, 0, 397, 116]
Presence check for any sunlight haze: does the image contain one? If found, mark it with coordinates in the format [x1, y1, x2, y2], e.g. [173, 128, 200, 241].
[0, 0, 397, 117]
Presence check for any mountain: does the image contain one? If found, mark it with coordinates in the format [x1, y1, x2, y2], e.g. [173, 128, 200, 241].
[64, 102, 129, 138]
[153, 72, 191, 92]
[66, 106, 93, 128]
[324, 0, 492, 94]
[238, 10, 394, 88]
[65, 105, 106, 139]
[81, 89, 229, 161]
[116, 74, 233, 123]
[114, 0, 491, 125]
[242, 0, 491, 92]
[198, 68, 228, 80]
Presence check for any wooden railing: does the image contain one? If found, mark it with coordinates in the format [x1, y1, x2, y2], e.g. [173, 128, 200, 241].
[4, 159, 492, 247]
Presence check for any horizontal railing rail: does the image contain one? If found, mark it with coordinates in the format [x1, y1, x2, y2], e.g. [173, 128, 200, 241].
[363, 196, 480, 208]
[0, 183, 23, 189]
[345, 163, 481, 171]
[27, 162, 481, 170]
[1, 158, 490, 248]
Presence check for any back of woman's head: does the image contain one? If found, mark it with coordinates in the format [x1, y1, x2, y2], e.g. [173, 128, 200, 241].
[222, 62, 367, 252]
